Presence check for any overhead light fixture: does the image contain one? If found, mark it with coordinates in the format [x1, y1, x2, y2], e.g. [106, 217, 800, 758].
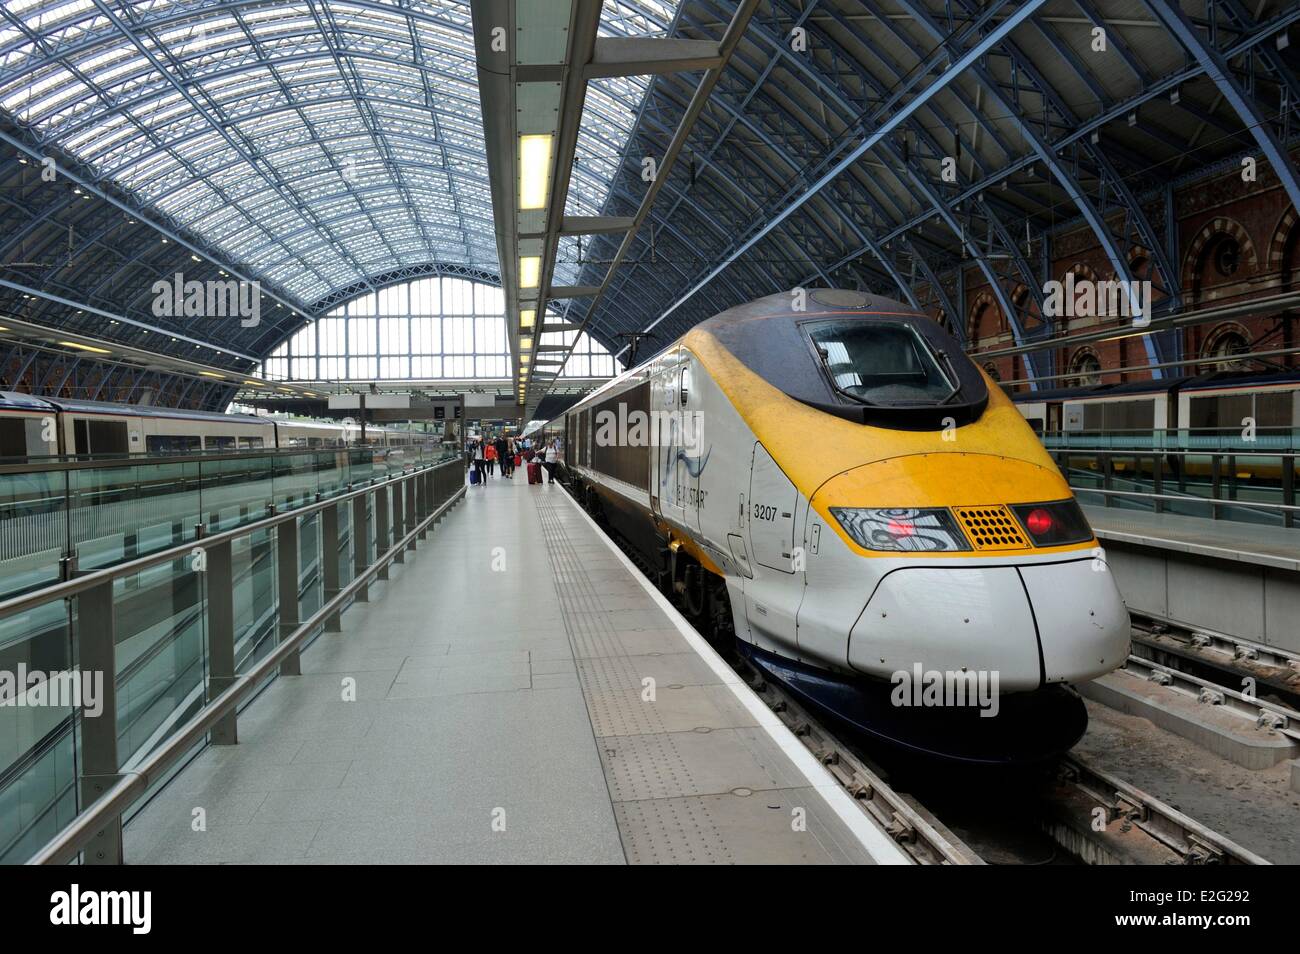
[277, 387, 294, 393]
[0, 326, 8, 332]
[59, 340, 111, 354]
[520, 256, 540, 289]
[243, 379, 263, 386]
[520, 336, 532, 350]
[304, 391, 317, 397]
[518, 134, 554, 210]
[520, 309, 535, 329]
[520, 354, 530, 364]
[199, 371, 225, 379]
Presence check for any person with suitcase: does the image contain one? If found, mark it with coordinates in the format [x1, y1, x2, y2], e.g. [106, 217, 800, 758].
[527, 459, 542, 484]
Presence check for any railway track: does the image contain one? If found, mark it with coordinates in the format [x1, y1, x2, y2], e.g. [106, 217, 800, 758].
[1129, 611, 1300, 713]
[566, 482, 1272, 866]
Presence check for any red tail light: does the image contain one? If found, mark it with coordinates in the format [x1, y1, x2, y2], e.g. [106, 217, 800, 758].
[1025, 508, 1054, 536]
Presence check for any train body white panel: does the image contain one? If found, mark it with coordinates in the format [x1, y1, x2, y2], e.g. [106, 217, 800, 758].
[850, 565, 1043, 691]
[1019, 557, 1131, 683]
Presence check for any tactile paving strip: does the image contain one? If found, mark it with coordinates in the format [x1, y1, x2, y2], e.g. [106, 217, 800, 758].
[534, 495, 730, 864]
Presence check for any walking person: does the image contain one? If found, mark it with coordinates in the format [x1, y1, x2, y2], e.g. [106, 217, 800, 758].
[496, 435, 512, 477]
[543, 439, 559, 483]
[471, 439, 486, 485]
[484, 438, 496, 476]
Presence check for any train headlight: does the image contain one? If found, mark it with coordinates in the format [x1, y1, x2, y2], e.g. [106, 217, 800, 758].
[1010, 499, 1093, 546]
[829, 507, 970, 552]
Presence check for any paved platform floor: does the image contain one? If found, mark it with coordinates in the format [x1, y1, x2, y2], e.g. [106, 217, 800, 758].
[124, 468, 900, 864]
[1086, 505, 1300, 572]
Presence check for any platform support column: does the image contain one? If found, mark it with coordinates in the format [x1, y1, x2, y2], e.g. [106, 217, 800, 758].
[391, 479, 406, 564]
[416, 468, 429, 539]
[374, 484, 390, 580]
[76, 580, 122, 864]
[322, 502, 342, 632]
[206, 539, 238, 744]
[276, 517, 301, 676]
[352, 491, 370, 602]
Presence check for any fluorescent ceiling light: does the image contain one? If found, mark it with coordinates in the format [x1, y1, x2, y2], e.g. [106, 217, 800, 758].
[199, 371, 224, 379]
[518, 134, 553, 210]
[520, 256, 540, 289]
[520, 336, 532, 350]
[243, 379, 263, 386]
[520, 309, 535, 329]
[59, 340, 110, 354]
[520, 354, 530, 364]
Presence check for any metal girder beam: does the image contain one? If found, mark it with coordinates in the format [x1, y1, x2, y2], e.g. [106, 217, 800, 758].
[1149, 0, 1300, 214]
[560, 215, 635, 235]
[585, 37, 721, 78]
[636, 0, 1048, 346]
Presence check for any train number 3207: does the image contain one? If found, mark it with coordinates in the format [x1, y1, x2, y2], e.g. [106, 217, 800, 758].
[752, 503, 778, 521]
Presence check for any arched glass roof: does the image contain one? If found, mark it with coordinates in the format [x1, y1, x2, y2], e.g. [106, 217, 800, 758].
[0, 0, 675, 303]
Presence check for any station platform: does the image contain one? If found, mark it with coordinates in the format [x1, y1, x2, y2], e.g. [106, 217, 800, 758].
[1083, 505, 1300, 654]
[1085, 506, 1300, 573]
[121, 469, 905, 864]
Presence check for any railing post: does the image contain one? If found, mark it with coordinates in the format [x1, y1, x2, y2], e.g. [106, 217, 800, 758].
[276, 516, 301, 676]
[1211, 454, 1222, 520]
[1152, 454, 1164, 514]
[374, 484, 391, 580]
[322, 502, 342, 632]
[405, 475, 418, 551]
[391, 478, 406, 565]
[352, 490, 370, 602]
[76, 580, 122, 864]
[206, 539, 238, 744]
[1283, 454, 1295, 530]
[417, 467, 429, 539]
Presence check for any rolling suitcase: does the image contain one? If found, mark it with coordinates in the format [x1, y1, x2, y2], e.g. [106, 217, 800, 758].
[514, 454, 522, 467]
[469, 468, 481, 485]
[527, 461, 542, 485]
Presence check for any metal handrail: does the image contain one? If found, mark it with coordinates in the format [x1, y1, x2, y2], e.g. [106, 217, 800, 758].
[1077, 486, 1300, 513]
[17, 457, 465, 865]
[0, 442, 451, 475]
[0, 458, 444, 619]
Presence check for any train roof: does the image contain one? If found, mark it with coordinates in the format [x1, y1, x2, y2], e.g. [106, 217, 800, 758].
[0, 391, 58, 412]
[45, 395, 274, 426]
[1012, 369, 1300, 403]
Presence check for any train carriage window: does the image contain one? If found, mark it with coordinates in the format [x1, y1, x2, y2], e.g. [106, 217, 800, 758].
[146, 434, 200, 453]
[0, 418, 26, 458]
[74, 419, 129, 455]
[240, 436, 265, 449]
[1105, 400, 1155, 432]
[1189, 394, 1251, 432]
[1255, 392, 1293, 428]
[205, 436, 236, 451]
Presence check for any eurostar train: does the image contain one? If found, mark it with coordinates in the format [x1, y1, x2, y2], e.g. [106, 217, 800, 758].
[543, 289, 1131, 764]
[0, 391, 418, 459]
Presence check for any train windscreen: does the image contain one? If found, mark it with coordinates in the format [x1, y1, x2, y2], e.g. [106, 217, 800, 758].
[806, 319, 960, 406]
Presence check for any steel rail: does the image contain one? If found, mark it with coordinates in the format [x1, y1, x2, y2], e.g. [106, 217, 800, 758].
[1058, 754, 1272, 865]
[25, 462, 466, 865]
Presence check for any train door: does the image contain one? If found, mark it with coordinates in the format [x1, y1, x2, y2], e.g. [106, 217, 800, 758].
[743, 442, 802, 650]
[653, 356, 688, 527]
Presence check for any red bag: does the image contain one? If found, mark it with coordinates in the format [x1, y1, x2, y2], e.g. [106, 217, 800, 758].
[527, 462, 542, 484]
[514, 454, 522, 466]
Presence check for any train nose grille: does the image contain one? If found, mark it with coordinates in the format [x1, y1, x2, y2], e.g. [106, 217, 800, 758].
[953, 505, 1030, 551]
